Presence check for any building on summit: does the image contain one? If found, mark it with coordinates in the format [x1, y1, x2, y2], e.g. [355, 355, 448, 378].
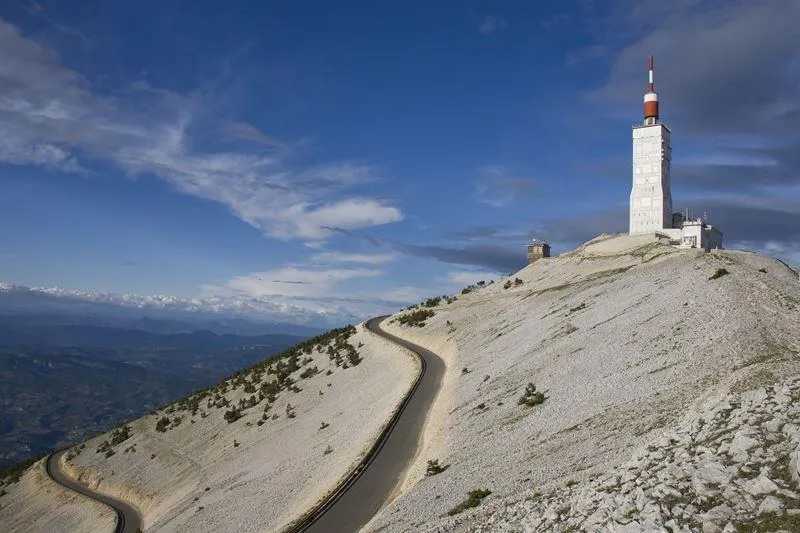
[527, 239, 550, 264]
[629, 56, 723, 252]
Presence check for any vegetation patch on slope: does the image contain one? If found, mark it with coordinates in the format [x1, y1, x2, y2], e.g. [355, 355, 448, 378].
[131, 326, 361, 437]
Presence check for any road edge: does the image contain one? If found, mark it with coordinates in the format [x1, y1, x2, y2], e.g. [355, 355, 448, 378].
[282, 315, 427, 533]
[45, 450, 141, 533]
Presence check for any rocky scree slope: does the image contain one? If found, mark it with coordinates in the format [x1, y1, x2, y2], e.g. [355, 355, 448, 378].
[0, 322, 418, 532]
[364, 234, 800, 532]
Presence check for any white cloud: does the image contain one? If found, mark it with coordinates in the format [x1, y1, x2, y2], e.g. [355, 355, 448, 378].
[0, 18, 403, 241]
[731, 240, 800, 267]
[479, 15, 507, 35]
[379, 286, 434, 305]
[219, 120, 285, 148]
[310, 251, 396, 265]
[278, 199, 403, 240]
[473, 166, 538, 207]
[223, 266, 383, 299]
[444, 270, 497, 287]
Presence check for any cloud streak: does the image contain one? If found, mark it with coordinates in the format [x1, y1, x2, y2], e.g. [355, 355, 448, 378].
[479, 15, 507, 35]
[0, 18, 403, 241]
[473, 166, 538, 207]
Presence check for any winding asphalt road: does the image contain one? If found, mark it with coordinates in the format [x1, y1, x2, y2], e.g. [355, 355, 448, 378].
[44, 315, 444, 533]
[45, 449, 142, 533]
[289, 315, 446, 533]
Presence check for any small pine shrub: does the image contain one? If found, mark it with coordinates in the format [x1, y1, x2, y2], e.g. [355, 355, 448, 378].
[320, 421, 330, 430]
[346, 349, 362, 366]
[518, 382, 546, 407]
[299, 366, 319, 379]
[709, 268, 729, 280]
[397, 309, 435, 327]
[223, 408, 243, 423]
[447, 489, 491, 515]
[109, 425, 132, 445]
[424, 296, 442, 308]
[425, 459, 447, 477]
[323, 445, 333, 455]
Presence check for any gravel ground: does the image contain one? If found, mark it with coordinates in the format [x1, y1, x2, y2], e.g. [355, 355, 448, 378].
[365, 234, 800, 532]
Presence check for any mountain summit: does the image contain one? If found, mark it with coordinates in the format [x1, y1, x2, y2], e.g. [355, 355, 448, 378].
[2, 234, 799, 532]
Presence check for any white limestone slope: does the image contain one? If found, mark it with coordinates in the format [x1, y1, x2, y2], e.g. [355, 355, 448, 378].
[366, 234, 800, 532]
[0, 458, 115, 533]
[6, 322, 417, 532]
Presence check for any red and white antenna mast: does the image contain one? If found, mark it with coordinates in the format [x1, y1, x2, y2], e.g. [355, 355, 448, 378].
[643, 55, 659, 125]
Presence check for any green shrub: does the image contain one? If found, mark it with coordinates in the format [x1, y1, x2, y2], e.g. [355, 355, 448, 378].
[447, 489, 492, 515]
[397, 309, 435, 327]
[155, 417, 170, 432]
[223, 408, 243, 423]
[344, 344, 362, 366]
[425, 459, 448, 477]
[0, 455, 43, 487]
[709, 268, 729, 280]
[299, 366, 319, 379]
[109, 425, 132, 445]
[518, 382, 546, 407]
[424, 297, 442, 308]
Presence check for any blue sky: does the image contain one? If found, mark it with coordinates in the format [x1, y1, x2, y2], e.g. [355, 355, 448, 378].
[1, 0, 798, 326]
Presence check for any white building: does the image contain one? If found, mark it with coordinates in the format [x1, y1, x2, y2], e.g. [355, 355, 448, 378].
[630, 122, 672, 233]
[628, 56, 723, 252]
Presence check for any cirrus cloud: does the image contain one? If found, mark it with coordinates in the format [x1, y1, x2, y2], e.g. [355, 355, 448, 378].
[0, 18, 403, 242]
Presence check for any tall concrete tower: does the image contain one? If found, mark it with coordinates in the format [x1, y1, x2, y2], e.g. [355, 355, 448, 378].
[629, 56, 672, 235]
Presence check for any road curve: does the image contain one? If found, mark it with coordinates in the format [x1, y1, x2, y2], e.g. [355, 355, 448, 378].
[45, 450, 142, 533]
[286, 315, 446, 533]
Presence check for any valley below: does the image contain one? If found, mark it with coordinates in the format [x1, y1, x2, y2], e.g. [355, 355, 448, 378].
[0, 321, 304, 467]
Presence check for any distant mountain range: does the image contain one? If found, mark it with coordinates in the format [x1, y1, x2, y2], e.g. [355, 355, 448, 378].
[0, 281, 341, 331]
[0, 312, 323, 338]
